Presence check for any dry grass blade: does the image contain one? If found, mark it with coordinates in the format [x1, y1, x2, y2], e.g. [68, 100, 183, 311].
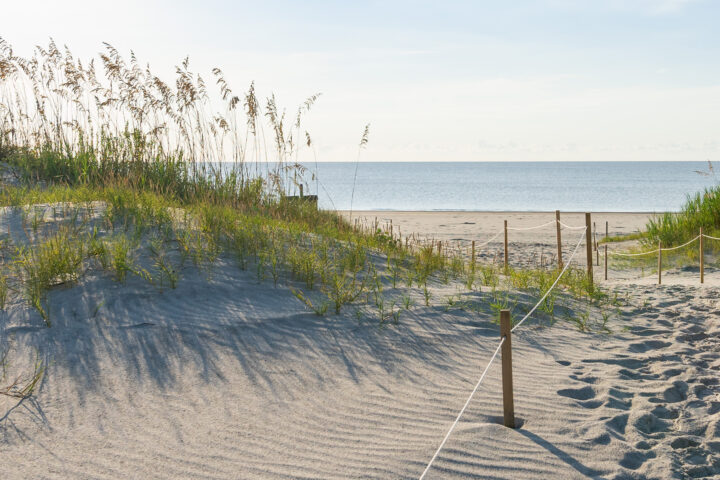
[0, 353, 45, 399]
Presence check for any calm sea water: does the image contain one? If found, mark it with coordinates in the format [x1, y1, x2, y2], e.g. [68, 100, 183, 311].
[297, 161, 715, 212]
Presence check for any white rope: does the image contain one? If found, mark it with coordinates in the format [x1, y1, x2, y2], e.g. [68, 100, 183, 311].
[506, 220, 556, 231]
[609, 235, 700, 257]
[475, 230, 504, 248]
[511, 227, 587, 333]
[609, 248, 660, 257]
[558, 221, 587, 230]
[418, 337, 506, 480]
[703, 233, 720, 241]
[419, 226, 588, 478]
[661, 235, 700, 251]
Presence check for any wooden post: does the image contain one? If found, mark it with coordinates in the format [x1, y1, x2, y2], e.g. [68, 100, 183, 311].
[700, 227, 704, 284]
[594, 222, 599, 266]
[585, 213, 593, 289]
[504, 220, 509, 272]
[555, 210, 563, 270]
[604, 244, 608, 281]
[593, 222, 597, 250]
[500, 310, 515, 429]
[658, 241, 662, 285]
[471, 240, 476, 270]
[299, 184, 304, 197]
[605, 221, 609, 240]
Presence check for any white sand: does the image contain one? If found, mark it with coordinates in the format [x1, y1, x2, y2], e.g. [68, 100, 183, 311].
[2, 208, 719, 479]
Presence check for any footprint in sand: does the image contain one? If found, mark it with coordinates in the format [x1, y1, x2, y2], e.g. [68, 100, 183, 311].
[618, 449, 656, 470]
[670, 437, 700, 449]
[661, 368, 683, 379]
[649, 380, 688, 404]
[557, 385, 596, 401]
[628, 339, 672, 353]
[632, 412, 669, 436]
[650, 405, 679, 420]
[629, 326, 671, 337]
[605, 388, 634, 411]
[606, 413, 629, 434]
[618, 367, 658, 381]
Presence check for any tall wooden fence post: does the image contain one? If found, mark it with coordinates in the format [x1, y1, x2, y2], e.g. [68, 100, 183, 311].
[595, 222, 599, 266]
[555, 210, 563, 270]
[604, 244, 608, 281]
[504, 220, 509, 272]
[658, 241, 662, 285]
[585, 213, 593, 290]
[605, 221, 609, 240]
[500, 310, 515, 429]
[593, 222, 597, 250]
[700, 227, 704, 284]
[471, 240, 476, 270]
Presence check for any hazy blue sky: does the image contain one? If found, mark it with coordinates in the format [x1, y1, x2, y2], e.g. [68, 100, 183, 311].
[2, 0, 719, 161]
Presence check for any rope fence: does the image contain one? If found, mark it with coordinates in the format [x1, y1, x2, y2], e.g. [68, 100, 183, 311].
[418, 224, 588, 478]
[608, 235, 700, 257]
[511, 228, 587, 333]
[506, 220, 557, 231]
[474, 230, 504, 248]
[418, 337, 506, 480]
[558, 220, 588, 230]
[417, 212, 720, 478]
[604, 230, 720, 284]
[356, 211, 719, 287]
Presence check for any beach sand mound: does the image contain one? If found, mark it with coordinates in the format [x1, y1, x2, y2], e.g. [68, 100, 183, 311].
[1, 210, 719, 478]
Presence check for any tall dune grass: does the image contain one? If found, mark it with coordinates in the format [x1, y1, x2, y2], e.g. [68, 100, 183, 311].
[0, 38, 613, 336]
[0, 38, 321, 214]
[646, 186, 720, 246]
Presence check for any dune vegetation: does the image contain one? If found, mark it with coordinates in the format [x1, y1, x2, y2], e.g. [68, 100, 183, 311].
[645, 189, 720, 246]
[0, 37, 619, 364]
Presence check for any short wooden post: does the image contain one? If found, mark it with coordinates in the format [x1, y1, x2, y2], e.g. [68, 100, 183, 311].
[504, 220, 509, 272]
[585, 213, 593, 289]
[605, 221, 608, 240]
[299, 184, 304, 197]
[593, 222, 597, 250]
[471, 240, 476, 270]
[555, 210, 563, 270]
[594, 222, 599, 266]
[604, 244, 608, 281]
[658, 241, 662, 285]
[500, 310, 515, 429]
[700, 228, 704, 284]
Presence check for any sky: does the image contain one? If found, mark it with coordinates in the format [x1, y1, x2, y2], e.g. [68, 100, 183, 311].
[1, 0, 719, 162]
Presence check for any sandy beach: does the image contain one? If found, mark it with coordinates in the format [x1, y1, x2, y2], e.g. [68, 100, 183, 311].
[2, 207, 718, 479]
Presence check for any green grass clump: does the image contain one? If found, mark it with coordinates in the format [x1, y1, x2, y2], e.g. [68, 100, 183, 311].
[14, 226, 85, 325]
[645, 186, 720, 246]
[598, 231, 646, 244]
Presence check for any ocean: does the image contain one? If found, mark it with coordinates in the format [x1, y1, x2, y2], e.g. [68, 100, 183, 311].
[298, 161, 717, 212]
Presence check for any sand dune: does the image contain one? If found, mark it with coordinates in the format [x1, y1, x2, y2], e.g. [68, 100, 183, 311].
[2, 209, 719, 479]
